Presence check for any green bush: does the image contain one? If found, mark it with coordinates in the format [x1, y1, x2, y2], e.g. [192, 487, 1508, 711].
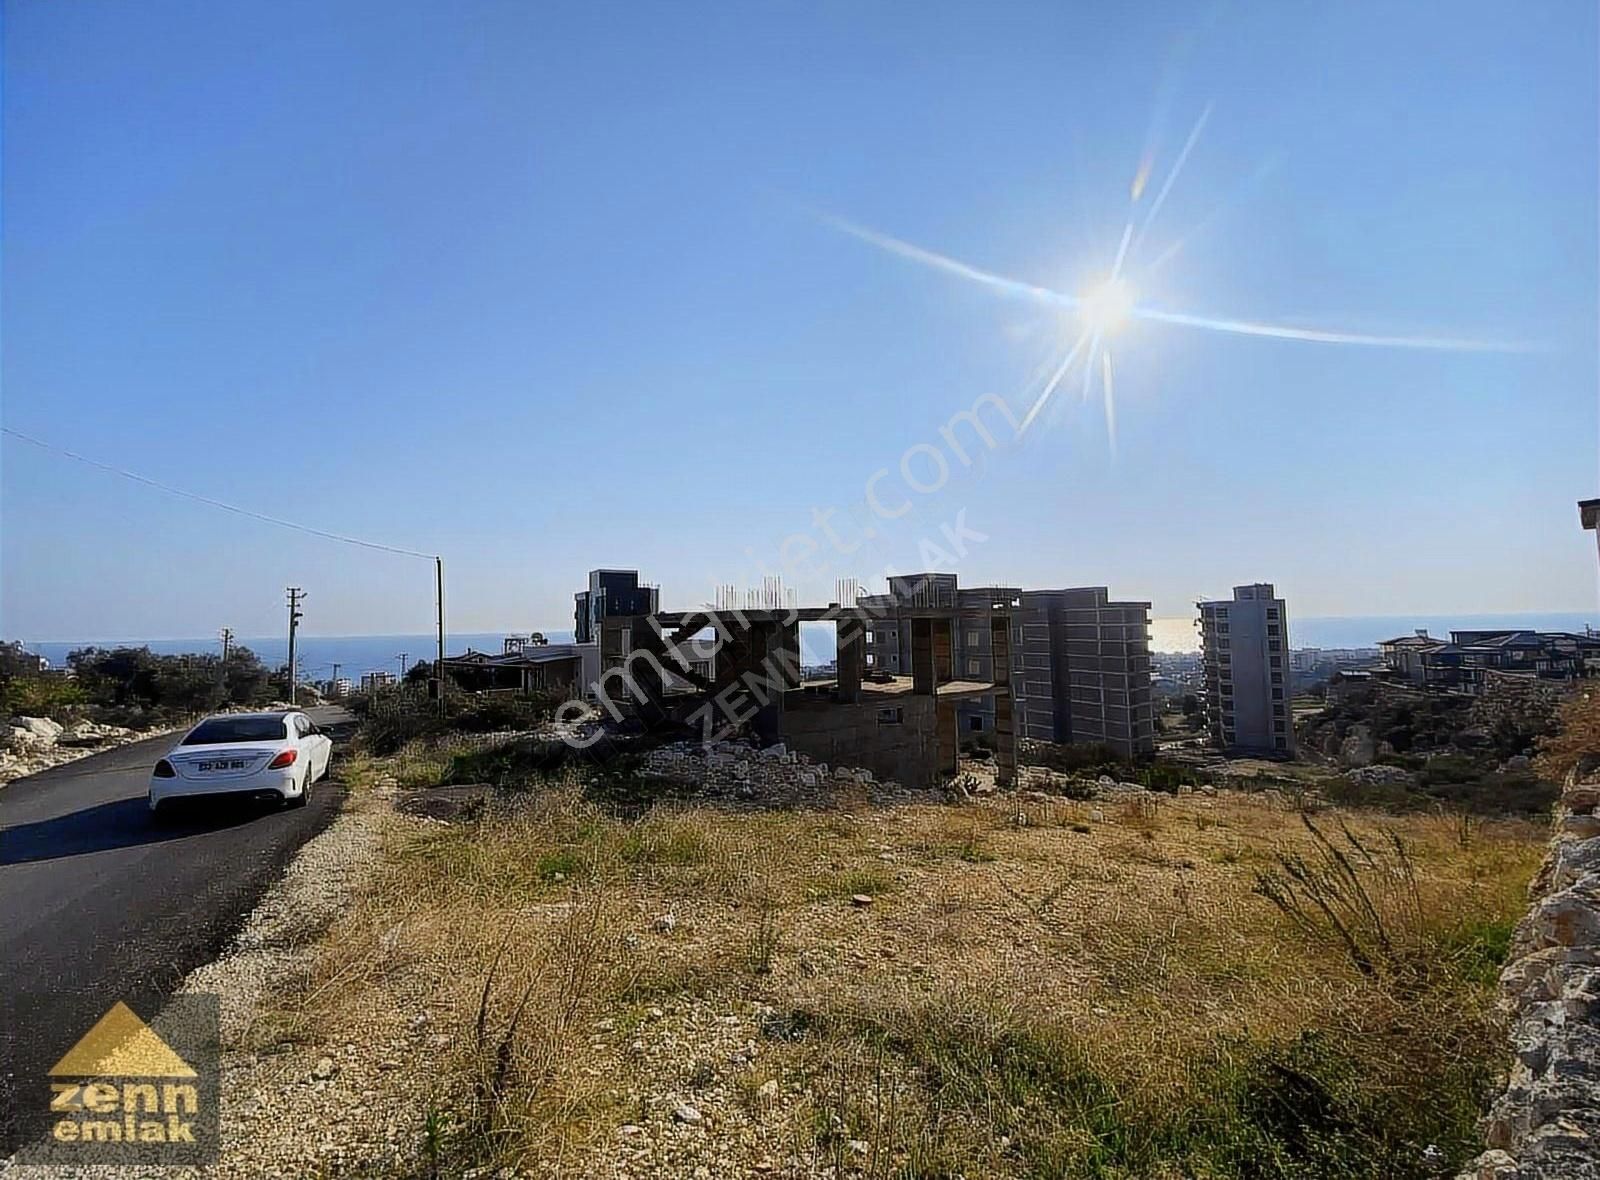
[2, 675, 85, 715]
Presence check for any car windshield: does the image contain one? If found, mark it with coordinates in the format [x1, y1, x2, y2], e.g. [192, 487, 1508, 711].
[180, 717, 287, 745]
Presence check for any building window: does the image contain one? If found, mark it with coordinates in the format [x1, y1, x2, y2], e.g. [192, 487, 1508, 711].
[966, 630, 981, 647]
[1274, 737, 1287, 749]
[966, 659, 981, 677]
[1268, 640, 1281, 652]
[1270, 672, 1283, 684]
[877, 707, 904, 725]
[1269, 656, 1281, 668]
[1272, 688, 1284, 700]
[1274, 720, 1286, 732]
[968, 715, 983, 731]
[1267, 608, 1279, 619]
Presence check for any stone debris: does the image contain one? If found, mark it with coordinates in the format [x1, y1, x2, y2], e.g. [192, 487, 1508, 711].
[639, 740, 907, 805]
[1, 715, 159, 785]
[1460, 766, 1600, 1180]
[1344, 764, 1415, 787]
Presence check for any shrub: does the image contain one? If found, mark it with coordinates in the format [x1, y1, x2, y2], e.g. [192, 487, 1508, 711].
[793, 991, 1500, 1178]
[1536, 688, 1600, 783]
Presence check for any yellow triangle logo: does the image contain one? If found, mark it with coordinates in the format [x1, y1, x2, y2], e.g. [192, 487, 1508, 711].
[49, 1001, 196, 1078]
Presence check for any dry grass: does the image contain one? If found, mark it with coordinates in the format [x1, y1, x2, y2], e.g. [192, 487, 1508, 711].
[278, 761, 1546, 1178]
[1536, 685, 1600, 783]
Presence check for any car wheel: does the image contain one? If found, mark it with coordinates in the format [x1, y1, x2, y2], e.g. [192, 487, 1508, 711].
[289, 774, 310, 808]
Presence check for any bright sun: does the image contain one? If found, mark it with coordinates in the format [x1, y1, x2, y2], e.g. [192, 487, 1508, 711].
[1079, 276, 1136, 335]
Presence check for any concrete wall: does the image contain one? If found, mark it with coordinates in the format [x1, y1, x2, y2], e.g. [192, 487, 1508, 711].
[782, 694, 940, 788]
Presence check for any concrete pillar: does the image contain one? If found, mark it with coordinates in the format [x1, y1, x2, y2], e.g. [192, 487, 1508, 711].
[936, 702, 958, 775]
[990, 613, 1016, 787]
[911, 618, 935, 694]
[836, 615, 864, 703]
[933, 618, 954, 684]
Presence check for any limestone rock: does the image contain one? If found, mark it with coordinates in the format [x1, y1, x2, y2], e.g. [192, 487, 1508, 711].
[1463, 772, 1600, 1180]
[16, 716, 64, 744]
[1338, 725, 1376, 767]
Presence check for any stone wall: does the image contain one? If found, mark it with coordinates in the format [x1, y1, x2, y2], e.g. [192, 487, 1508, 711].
[1460, 762, 1600, 1179]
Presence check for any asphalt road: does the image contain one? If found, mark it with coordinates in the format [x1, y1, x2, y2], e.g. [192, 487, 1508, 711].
[0, 706, 353, 1154]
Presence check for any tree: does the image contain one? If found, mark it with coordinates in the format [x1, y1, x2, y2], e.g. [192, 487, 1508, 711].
[66, 645, 273, 716]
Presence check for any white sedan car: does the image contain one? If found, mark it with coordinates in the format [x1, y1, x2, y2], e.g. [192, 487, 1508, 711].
[149, 711, 332, 816]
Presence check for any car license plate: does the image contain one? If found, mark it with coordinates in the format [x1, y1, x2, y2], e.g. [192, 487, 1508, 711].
[197, 759, 248, 772]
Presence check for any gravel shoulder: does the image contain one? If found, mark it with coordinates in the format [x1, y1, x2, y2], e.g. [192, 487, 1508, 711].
[0, 768, 390, 1179]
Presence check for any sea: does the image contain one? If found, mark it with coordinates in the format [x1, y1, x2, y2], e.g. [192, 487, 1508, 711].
[18, 611, 1599, 672]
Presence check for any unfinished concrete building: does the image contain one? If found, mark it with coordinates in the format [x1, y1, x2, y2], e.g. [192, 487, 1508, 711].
[858, 575, 1021, 743]
[592, 597, 1016, 790]
[861, 575, 1154, 757]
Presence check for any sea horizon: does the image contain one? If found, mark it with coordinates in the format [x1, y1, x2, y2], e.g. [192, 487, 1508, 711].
[13, 609, 1598, 671]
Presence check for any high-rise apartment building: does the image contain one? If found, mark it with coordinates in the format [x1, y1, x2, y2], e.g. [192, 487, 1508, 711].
[1011, 587, 1154, 756]
[1198, 583, 1295, 755]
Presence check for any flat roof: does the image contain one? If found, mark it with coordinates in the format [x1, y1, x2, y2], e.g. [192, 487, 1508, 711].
[788, 674, 1004, 703]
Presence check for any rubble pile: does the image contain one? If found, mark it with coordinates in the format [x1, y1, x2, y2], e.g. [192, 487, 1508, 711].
[1, 715, 147, 785]
[1016, 765, 1217, 801]
[1344, 764, 1416, 787]
[639, 740, 903, 805]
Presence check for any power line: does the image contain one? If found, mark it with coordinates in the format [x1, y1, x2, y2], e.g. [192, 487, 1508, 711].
[2, 426, 437, 561]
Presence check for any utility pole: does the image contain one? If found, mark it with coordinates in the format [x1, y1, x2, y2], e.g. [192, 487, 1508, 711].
[436, 556, 446, 716]
[219, 627, 233, 667]
[286, 588, 305, 707]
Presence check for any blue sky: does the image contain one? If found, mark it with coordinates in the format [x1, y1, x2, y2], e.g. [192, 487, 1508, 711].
[3, 1, 1596, 642]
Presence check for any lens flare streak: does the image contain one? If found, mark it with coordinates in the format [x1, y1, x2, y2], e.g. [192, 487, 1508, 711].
[1101, 350, 1118, 456]
[1018, 329, 1093, 436]
[1130, 102, 1213, 260]
[811, 96, 1529, 459]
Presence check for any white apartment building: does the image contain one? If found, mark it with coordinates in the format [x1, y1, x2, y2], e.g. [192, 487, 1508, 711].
[1198, 583, 1295, 756]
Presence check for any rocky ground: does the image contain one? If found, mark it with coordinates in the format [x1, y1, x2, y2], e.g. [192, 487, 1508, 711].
[0, 715, 167, 784]
[1460, 762, 1600, 1180]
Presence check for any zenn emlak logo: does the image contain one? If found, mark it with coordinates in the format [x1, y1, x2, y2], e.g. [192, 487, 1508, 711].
[16, 994, 220, 1165]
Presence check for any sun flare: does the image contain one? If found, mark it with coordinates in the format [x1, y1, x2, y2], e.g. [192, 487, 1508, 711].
[1080, 276, 1136, 335]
